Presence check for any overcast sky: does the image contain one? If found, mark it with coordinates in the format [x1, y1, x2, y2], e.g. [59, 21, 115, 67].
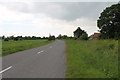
[0, 2, 117, 37]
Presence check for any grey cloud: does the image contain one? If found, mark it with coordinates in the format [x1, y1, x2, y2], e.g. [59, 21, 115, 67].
[0, 2, 116, 21]
[52, 2, 116, 21]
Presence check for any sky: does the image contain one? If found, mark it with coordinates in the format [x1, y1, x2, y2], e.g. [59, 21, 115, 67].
[0, 1, 117, 37]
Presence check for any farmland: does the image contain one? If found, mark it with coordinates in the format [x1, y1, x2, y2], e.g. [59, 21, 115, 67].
[65, 40, 118, 78]
[1, 40, 53, 56]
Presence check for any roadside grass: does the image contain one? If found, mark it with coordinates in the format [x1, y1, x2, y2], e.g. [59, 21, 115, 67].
[65, 40, 118, 78]
[0, 40, 1, 56]
[1, 40, 53, 56]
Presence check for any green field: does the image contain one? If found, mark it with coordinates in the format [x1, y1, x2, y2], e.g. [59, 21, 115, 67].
[65, 40, 118, 78]
[1, 40, 53, 56]
[0, 40, 1, 56]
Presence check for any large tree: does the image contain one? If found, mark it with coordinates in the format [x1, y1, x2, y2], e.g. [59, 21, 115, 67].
[97, 3, 120, 39]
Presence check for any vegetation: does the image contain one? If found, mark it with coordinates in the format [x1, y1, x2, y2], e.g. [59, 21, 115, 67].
[0, 2, 119, 78]
[57, 34, 74, 40]
[1, 40, 53, 56]
[64, 4, 120, 78]
[58, 34, 67, 39]
[0, 40, 1, 56]
[2, 35, 48, 41]
[74, 27, 88, 40]
[4, 38, 9, 41]
[65, 40, 118, 78]
[48, 35, 56, 41]
[97, 3, 120, 39]
[79, 33, 88, 40]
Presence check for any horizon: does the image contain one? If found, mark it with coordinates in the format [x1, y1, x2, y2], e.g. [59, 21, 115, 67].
[0, 2, 117, 37]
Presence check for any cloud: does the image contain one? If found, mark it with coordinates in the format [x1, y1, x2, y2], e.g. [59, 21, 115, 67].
[0, 2, 116, 21]
[0, 2, 117, 37]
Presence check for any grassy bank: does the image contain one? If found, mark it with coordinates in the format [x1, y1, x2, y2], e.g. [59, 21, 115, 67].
[0, 40, 1, 56]
[65, 40, 118, 78]
[1, 40, 53, 56]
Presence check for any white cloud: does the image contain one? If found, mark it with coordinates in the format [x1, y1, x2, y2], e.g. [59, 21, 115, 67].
[0, 5, 35, 24]
[1, 2, 116, 21]
[0, 2, 114, 37]
[0, 0, 119, 2]
[70, 18, 99, 36]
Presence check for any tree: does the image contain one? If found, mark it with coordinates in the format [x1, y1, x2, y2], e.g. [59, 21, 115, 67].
[57, 34, 68, 39]
[79, 33, 88, 40]
[2, 35, 5, 40]
[97, 3, 120, 39]
[32, 36, 36, 40]
[48, 34, 55, 41]
[24, 36, 31, 40]
[9, 35, 15, 40]
[73, 27, 86, 39]
[62, 35, 68, 39]
[14, 37, 19, 41]
[4, 38, 9, 41]
[57, 34, 62, 39]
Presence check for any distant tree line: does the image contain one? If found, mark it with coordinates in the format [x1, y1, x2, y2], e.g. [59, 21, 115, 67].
[57, 34, 74, 39]
[1, 28, 88, 41]
[2, 35, 49, 41]
[48, 35, 55, 41]
[1, 34, 75, 41]
[54, 27, 88, 40]
[1, 3, 119, 41]
[48, 34, 75, 40]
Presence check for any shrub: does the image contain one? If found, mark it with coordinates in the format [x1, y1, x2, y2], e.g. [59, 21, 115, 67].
[4, 38, 9, 41]
[48, 36, 55, 41]
[79, 33, 88, 40]
[14, 37, 19, 41]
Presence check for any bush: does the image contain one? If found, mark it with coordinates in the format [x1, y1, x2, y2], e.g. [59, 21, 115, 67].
[79, 33, 88, 40]
[14, 37, 19, 41]
[48, 36, 55, 41]
[4, 38, 9, 41]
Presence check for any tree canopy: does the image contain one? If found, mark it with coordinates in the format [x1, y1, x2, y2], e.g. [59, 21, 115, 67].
[79, 33, 88, 40]
[48, 34, 55, 41]
[73, 27, 86, 39]
[97, 3, 120, 39]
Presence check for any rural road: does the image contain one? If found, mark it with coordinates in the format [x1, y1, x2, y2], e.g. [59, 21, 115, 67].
[2, 40, 66, 78]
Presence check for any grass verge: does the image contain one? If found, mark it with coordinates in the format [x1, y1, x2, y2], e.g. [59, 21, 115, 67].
[64, 40, 118, 78]
[1, 40, 53, 56]
[0, 40, 1, 56]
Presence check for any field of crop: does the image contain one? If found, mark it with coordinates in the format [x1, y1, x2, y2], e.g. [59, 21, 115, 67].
[65, 40, 118, 78]
[1, 40, 53, 56]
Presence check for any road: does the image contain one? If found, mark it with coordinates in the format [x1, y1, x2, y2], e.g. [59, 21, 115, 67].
[2, 40, 66, 78]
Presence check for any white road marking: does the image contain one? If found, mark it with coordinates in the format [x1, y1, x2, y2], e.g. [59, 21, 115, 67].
[50, 46, 53, 48]
[40, 50, 44, 52]
[0, 66, 12, 74]
[37, 50, 44, 54]
[37, 52, 41, 54]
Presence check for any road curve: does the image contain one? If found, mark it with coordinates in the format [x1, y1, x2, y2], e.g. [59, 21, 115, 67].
[2, 40, 66, 78]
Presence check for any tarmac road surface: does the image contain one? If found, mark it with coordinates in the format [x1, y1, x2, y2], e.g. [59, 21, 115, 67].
[2, 40, 66, 78]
